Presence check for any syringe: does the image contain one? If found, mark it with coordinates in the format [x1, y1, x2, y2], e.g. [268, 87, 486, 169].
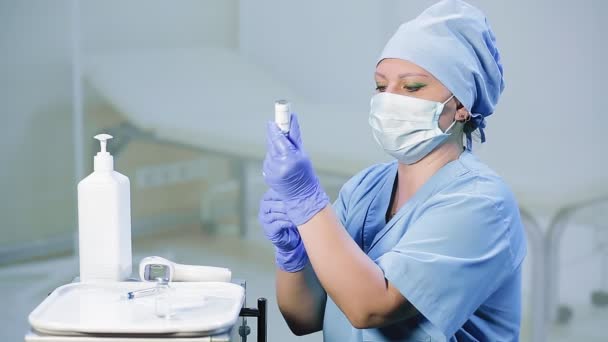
[125, 277, 169, 300]
[126, 287, 156, 300]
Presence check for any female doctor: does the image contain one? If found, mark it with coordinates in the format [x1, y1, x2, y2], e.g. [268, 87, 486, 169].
[259, 0, 526, 341]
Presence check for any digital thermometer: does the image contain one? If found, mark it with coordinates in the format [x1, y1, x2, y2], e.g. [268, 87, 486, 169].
[139, 256, 232, 282]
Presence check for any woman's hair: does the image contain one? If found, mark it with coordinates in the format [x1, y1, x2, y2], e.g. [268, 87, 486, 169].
[462, 121, 481, 147]
[463, 120, 477, 137]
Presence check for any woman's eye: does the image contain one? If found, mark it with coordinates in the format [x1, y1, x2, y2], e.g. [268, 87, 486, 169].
[375, 85, 387, 92]
[403, 82, 426, 92]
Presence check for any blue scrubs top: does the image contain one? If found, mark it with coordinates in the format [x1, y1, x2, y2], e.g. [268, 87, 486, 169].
[323, 151, 527, 341]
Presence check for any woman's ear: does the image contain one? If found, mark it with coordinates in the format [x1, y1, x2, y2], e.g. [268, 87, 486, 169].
[455, 105, 470, 122]
[452, 98, 470, 122]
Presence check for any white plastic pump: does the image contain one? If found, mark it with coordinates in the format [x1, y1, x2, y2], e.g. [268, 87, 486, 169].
[93, 134, 114, 171]
[78, 133, 132, 282]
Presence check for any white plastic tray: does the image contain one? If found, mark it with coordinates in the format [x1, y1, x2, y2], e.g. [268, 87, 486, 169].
[25, 329, 230, 342]
[28, 282, 244, 337]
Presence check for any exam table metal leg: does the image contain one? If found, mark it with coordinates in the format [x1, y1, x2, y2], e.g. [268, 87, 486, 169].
[257, 298, 267, 342]
[239, 298, 267, 342]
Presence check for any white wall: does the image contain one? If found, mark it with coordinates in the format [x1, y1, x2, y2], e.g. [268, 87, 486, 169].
[82, 0, 237, 52]
[239, 0, 385, 107]
[0, 0, 74, 246]
[0, 0, 237, 248]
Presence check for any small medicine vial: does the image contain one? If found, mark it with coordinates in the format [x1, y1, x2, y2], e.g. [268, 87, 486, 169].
[274, 100, 291, 133]
[154, 278, 174, 319]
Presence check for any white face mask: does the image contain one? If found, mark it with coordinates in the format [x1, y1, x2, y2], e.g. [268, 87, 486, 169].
[369, 92, 456, 164]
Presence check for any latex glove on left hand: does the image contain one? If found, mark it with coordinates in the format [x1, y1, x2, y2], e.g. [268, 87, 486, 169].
[258, 189, 308, 272]
[263, 114, 330, 226]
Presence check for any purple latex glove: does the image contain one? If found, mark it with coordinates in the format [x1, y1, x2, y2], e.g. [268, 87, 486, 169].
[263, 114, 329, 226]
[258, 189, 308, 272]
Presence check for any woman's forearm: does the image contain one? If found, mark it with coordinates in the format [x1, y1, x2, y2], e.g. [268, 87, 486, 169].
[276, 263, 326, 335]
[298, 205, 414, 328]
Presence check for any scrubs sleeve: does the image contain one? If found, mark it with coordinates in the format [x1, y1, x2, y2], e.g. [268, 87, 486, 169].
[375, 193, 516, 338]
[333, 182, 350, 227]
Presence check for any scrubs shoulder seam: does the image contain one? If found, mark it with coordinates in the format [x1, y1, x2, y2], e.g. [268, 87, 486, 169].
[458, 154, 521, 269]
[434, 171, 518, 272]
[470, 177, 518, 271]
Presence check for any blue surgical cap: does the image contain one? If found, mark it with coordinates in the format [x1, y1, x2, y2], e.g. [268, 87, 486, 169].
[378, 0, 504, 149]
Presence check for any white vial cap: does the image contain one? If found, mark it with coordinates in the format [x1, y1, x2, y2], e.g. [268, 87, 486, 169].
[274, 100, 291, 133]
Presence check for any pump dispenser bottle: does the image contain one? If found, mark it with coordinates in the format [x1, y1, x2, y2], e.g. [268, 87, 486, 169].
[78, 134, 132, 282]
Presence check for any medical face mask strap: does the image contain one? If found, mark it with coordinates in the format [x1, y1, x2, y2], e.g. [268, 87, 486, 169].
[440, 94, 457, 134]
[434, 93, 455, 123]
[443, 117, 458, 134]
[442, 94, 454, 106]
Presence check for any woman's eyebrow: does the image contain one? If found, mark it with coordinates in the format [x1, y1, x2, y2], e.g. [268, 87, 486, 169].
[375, 71, 429, 79]
[374, 72, 387, 79]
[398, 72, 429, 78]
